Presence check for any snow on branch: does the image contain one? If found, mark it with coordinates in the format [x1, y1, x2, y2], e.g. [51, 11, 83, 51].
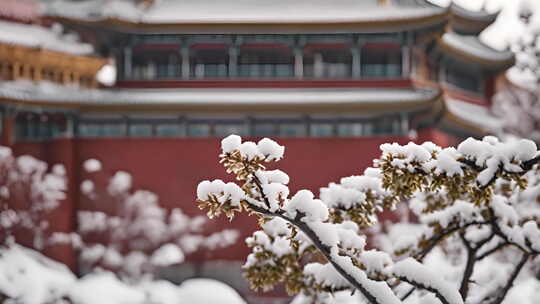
[197, 135, 540, 304]
[77, 160, 239, 282]
[0, 147, 68, 250]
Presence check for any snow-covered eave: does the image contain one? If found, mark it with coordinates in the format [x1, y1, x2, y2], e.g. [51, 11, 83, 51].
[0, 20, 96, 56]
[0, 41, 107, 66]
[438, 34, 515, 70]
[0, 83, 443, 114]
[449, 3, 499, 23]
[442, 98, 501, 136]
[47, 10, 450, 34]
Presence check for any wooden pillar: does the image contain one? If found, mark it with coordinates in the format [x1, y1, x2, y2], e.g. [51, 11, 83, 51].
[22, 64, 31, 79]
[53, 70, 62, 83]
[1, 109, 16, 147]
[181, 46, 190, 79]
[351, 47, 361, 78]
[294, 47, 304, 79]
[33, 66, 42, 82]
[0, 62, 8, 80]
[123, 47, 132, 80]
[402, 31, 412, 77]
[72, 72, 80, 85]
[228, 46, 238, 77]
[12, 62, 20, 80]
[62, 70, 71, 84]
[90, 78, 98, 88]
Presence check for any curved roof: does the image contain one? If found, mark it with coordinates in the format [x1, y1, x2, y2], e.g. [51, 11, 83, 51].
[0, 20, 94, 55]
[0, 80, 442, 113]
[449, 3, 499, 35]
[0, 0, 40, 22]
[439, 32, 514, 70]
[45, 0, 448, 33]
[450, 3, 499, 23]
[442, 97, 501, 135]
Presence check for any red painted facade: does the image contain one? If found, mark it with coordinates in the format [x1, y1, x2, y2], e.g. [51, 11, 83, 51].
[115, 78, 414, 89]
[12, 134, 428, 269]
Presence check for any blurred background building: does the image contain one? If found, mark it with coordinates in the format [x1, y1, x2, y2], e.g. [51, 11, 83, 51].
[0, 0, 515, 302]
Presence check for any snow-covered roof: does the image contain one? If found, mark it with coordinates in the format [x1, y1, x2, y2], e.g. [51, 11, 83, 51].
[448, 3, 499, 35]
[0, 0, 40, 22]
[445, 98, 501, 132]
[449, 3, 499, 23]
[45, 0, 447, 32]
[0, 20, 94, 55]
[0, 80, 440, 112]
[441, 32, 514, 67]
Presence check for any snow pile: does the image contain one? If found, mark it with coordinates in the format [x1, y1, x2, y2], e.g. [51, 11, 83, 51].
[108, 171, 132, 195]
[83, 158, 102, 173]
[0, 149, 67, 250]
[393, 258, 463, 304]
[442, 32, 514, 62]
[69, 271, 146, 304]
[176, 278, 247, 304]
[79, 169, 239, 281]
[285, 190, 329, 222]
[201, 134, 540, 304]
[0, 21, 93, 55]
[221, 135, 284, 161]
[197, 180, 245, 206]
[44, 0, 445, 24]
[0, 80, 439, 105]
[380, 136, 538, 187]
[0, 244, 247, 304]
[150, 243, 185, 266]
[0, 244, 76, 304]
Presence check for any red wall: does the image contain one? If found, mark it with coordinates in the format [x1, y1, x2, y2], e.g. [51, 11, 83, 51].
[13, 134, 441, 267]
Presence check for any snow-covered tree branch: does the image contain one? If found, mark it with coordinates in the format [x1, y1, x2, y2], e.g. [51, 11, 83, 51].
[197, 135, 540, 304]
[0, 147, 69, 250]
[493, 2, 540, 143]
[78, 160, 239, 282]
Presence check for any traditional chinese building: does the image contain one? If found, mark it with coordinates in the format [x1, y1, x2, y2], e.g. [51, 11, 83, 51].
[0, 0, 514, 302]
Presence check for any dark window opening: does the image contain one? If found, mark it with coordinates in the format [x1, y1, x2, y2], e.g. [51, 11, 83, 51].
[361, 45, 402, 78]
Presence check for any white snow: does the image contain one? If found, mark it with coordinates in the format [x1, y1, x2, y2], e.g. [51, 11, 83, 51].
[257, 138, 285, 161]
[221, 134, 242, 154]
[83, 158, 102, 173]
[0, 244, 247, 304]
[392, 258, 463, 304]
[285, 190, 329, 222]
[304, 262, 352, 290]
[108, 171, 133, 195]
[239, 141, 259, 160]
[69, 271, 146, 304]
[256, 170, 290, 185]
[175, 278, 247, 304]
[150, 243, 185, 266]
[442, 32, 514, 63]
[0, 20, 93, 55]
[80, 179, 95, 195]
[0, 80, 440, 106]
[196, 179, 245, 207]
[261, 217, 290, 237]
[359, 250, 392, 276]
[445, 98, 502, 132]
[45, 0, 445, 24]
[432, 148, 463, 176]
[0, 244, 76, 304]
[96, 63, 117, 86]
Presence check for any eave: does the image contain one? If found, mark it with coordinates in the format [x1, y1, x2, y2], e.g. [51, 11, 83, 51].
[449, 3, 499, 35]
[48, 10, 450, 35]
[0, 85, 443, 115]
[436, 35, 515, 71]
